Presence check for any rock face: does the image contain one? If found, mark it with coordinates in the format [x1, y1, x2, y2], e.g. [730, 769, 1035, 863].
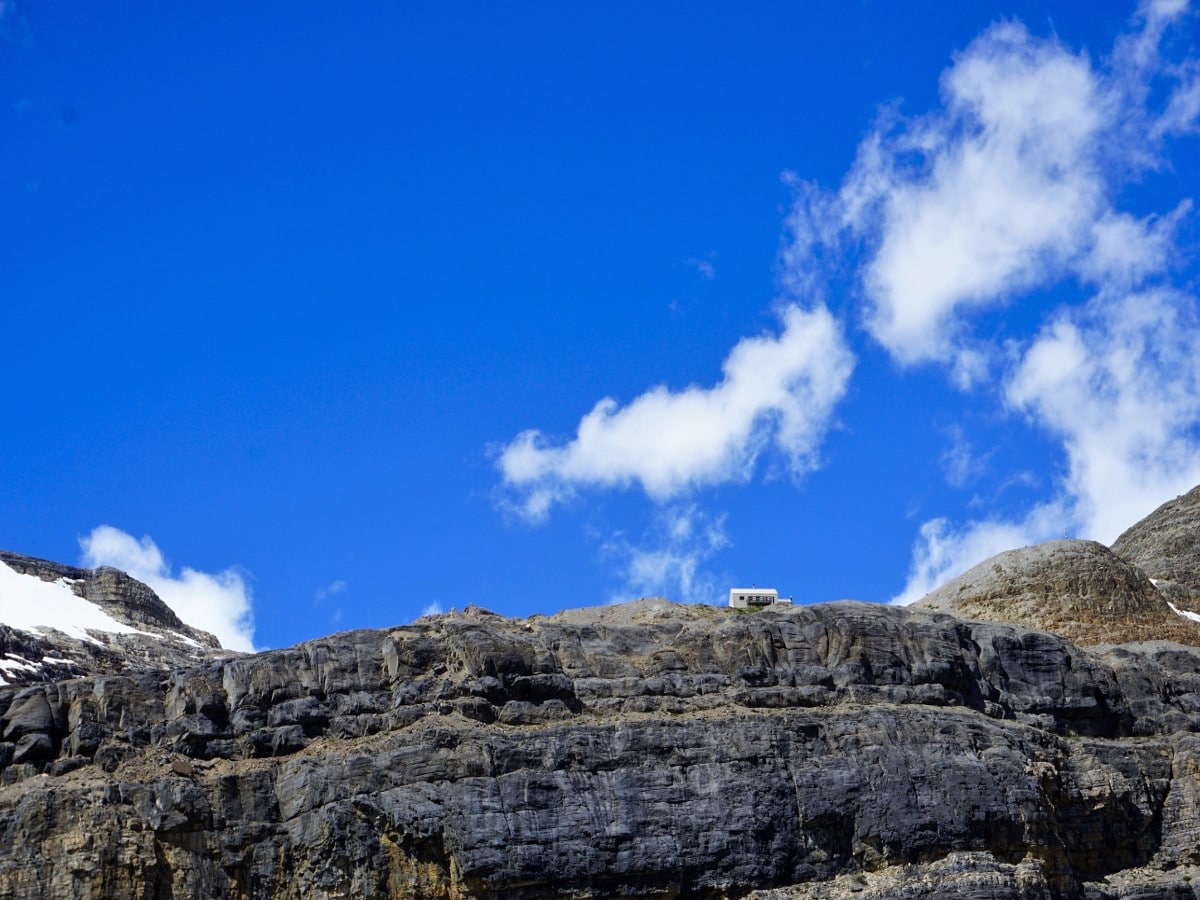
[2, 598, 1200, 898]
[1113, 485, 1200, 614]
[0, 550, 230, 685]
[915, 539, 1200, 646]
[5, 487, 1200, 899]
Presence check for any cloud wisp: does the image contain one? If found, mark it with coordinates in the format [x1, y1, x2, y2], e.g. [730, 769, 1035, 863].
[315, 579, 347, 603]
[80, 525, 256, 652]
[496, 304, 854, 522]
[602, 504, 731, 605]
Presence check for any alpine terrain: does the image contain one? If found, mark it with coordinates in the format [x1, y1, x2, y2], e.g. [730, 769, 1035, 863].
[4, 487, 1200, 897]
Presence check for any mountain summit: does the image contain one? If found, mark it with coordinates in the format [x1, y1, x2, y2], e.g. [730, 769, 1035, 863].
[915, 487, 1200, 647]
[0, 550, 232, 684]
[1112, 483, 1200, 607]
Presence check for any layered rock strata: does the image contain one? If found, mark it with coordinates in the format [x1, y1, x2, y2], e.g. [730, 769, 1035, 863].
[2, 599, 1200, 898]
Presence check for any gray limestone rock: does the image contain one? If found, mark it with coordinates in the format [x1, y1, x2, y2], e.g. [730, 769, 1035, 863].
[3, 486, 1200, 897]
[1113, 485, 1200, 593]
[0, 600, 1197, 897]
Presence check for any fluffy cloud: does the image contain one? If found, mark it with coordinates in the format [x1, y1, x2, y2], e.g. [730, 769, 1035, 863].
[603, 505, 730, 604]
[1007, 288, 1200, 541]
[842, 22, 1108, 371]
[874, 3, 1200, 604]
[819, 2, 1197, 373]
[80, 526, 256, 652]
[497, 303, 854, 520]
[495, 0, 1200, 610]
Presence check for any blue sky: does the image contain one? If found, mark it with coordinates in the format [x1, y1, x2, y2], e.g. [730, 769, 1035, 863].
[2, 2, 1198, 652]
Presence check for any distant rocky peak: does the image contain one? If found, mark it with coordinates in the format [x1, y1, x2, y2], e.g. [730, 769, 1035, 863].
[909, 484, 1200, 647]
[0, 549, 232, 685]
[1111, 483, 1200, 602]
[915, 538, 1200, 647]
[0, 550, 192, 634]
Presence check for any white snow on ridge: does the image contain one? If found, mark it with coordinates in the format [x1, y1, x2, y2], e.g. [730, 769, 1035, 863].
[1168, 601, 1200, 624]
[0, 560, 148, 643]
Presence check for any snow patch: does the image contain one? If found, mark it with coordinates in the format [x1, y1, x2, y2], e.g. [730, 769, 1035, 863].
[1167, 601, 1200, 624]
[0, 657, 37, 682]
[0, 560, 149, 643]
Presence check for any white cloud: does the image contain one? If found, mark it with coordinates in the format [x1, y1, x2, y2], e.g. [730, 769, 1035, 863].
[419, 600, 444, 617]
[784, 7, 1199, 377]
[603, 505, 730, 604]
[79, 526, 256, 652]
[496, 303, 854, 520]
[861, 6, 1200, 604]
[895, 282, 1200, 611]
[842, 22, 1107, 369]
[1079, 207, 1187, 288]
[1153, 56, 1200, 138]
[1007, 288, 1200, 542]
[497, 1, 1200, 609]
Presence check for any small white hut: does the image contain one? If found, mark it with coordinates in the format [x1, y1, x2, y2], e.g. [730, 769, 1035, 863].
[728, 587, 793, 609]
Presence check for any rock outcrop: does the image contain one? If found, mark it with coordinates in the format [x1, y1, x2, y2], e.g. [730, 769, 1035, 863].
[1113, 485, 1200, 615]
[2, 599, 1200, 898]
[914, 539, 1200, 646]
[0, 551, 231, 684]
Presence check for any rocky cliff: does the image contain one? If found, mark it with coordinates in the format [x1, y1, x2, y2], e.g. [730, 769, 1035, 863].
[3, 488, 1200, 898]
[2, 599, 1200, 898]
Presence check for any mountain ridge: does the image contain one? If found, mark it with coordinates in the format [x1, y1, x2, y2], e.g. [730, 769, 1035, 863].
[0, 550, 232, 685]
[3, 489, 1200, 896]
